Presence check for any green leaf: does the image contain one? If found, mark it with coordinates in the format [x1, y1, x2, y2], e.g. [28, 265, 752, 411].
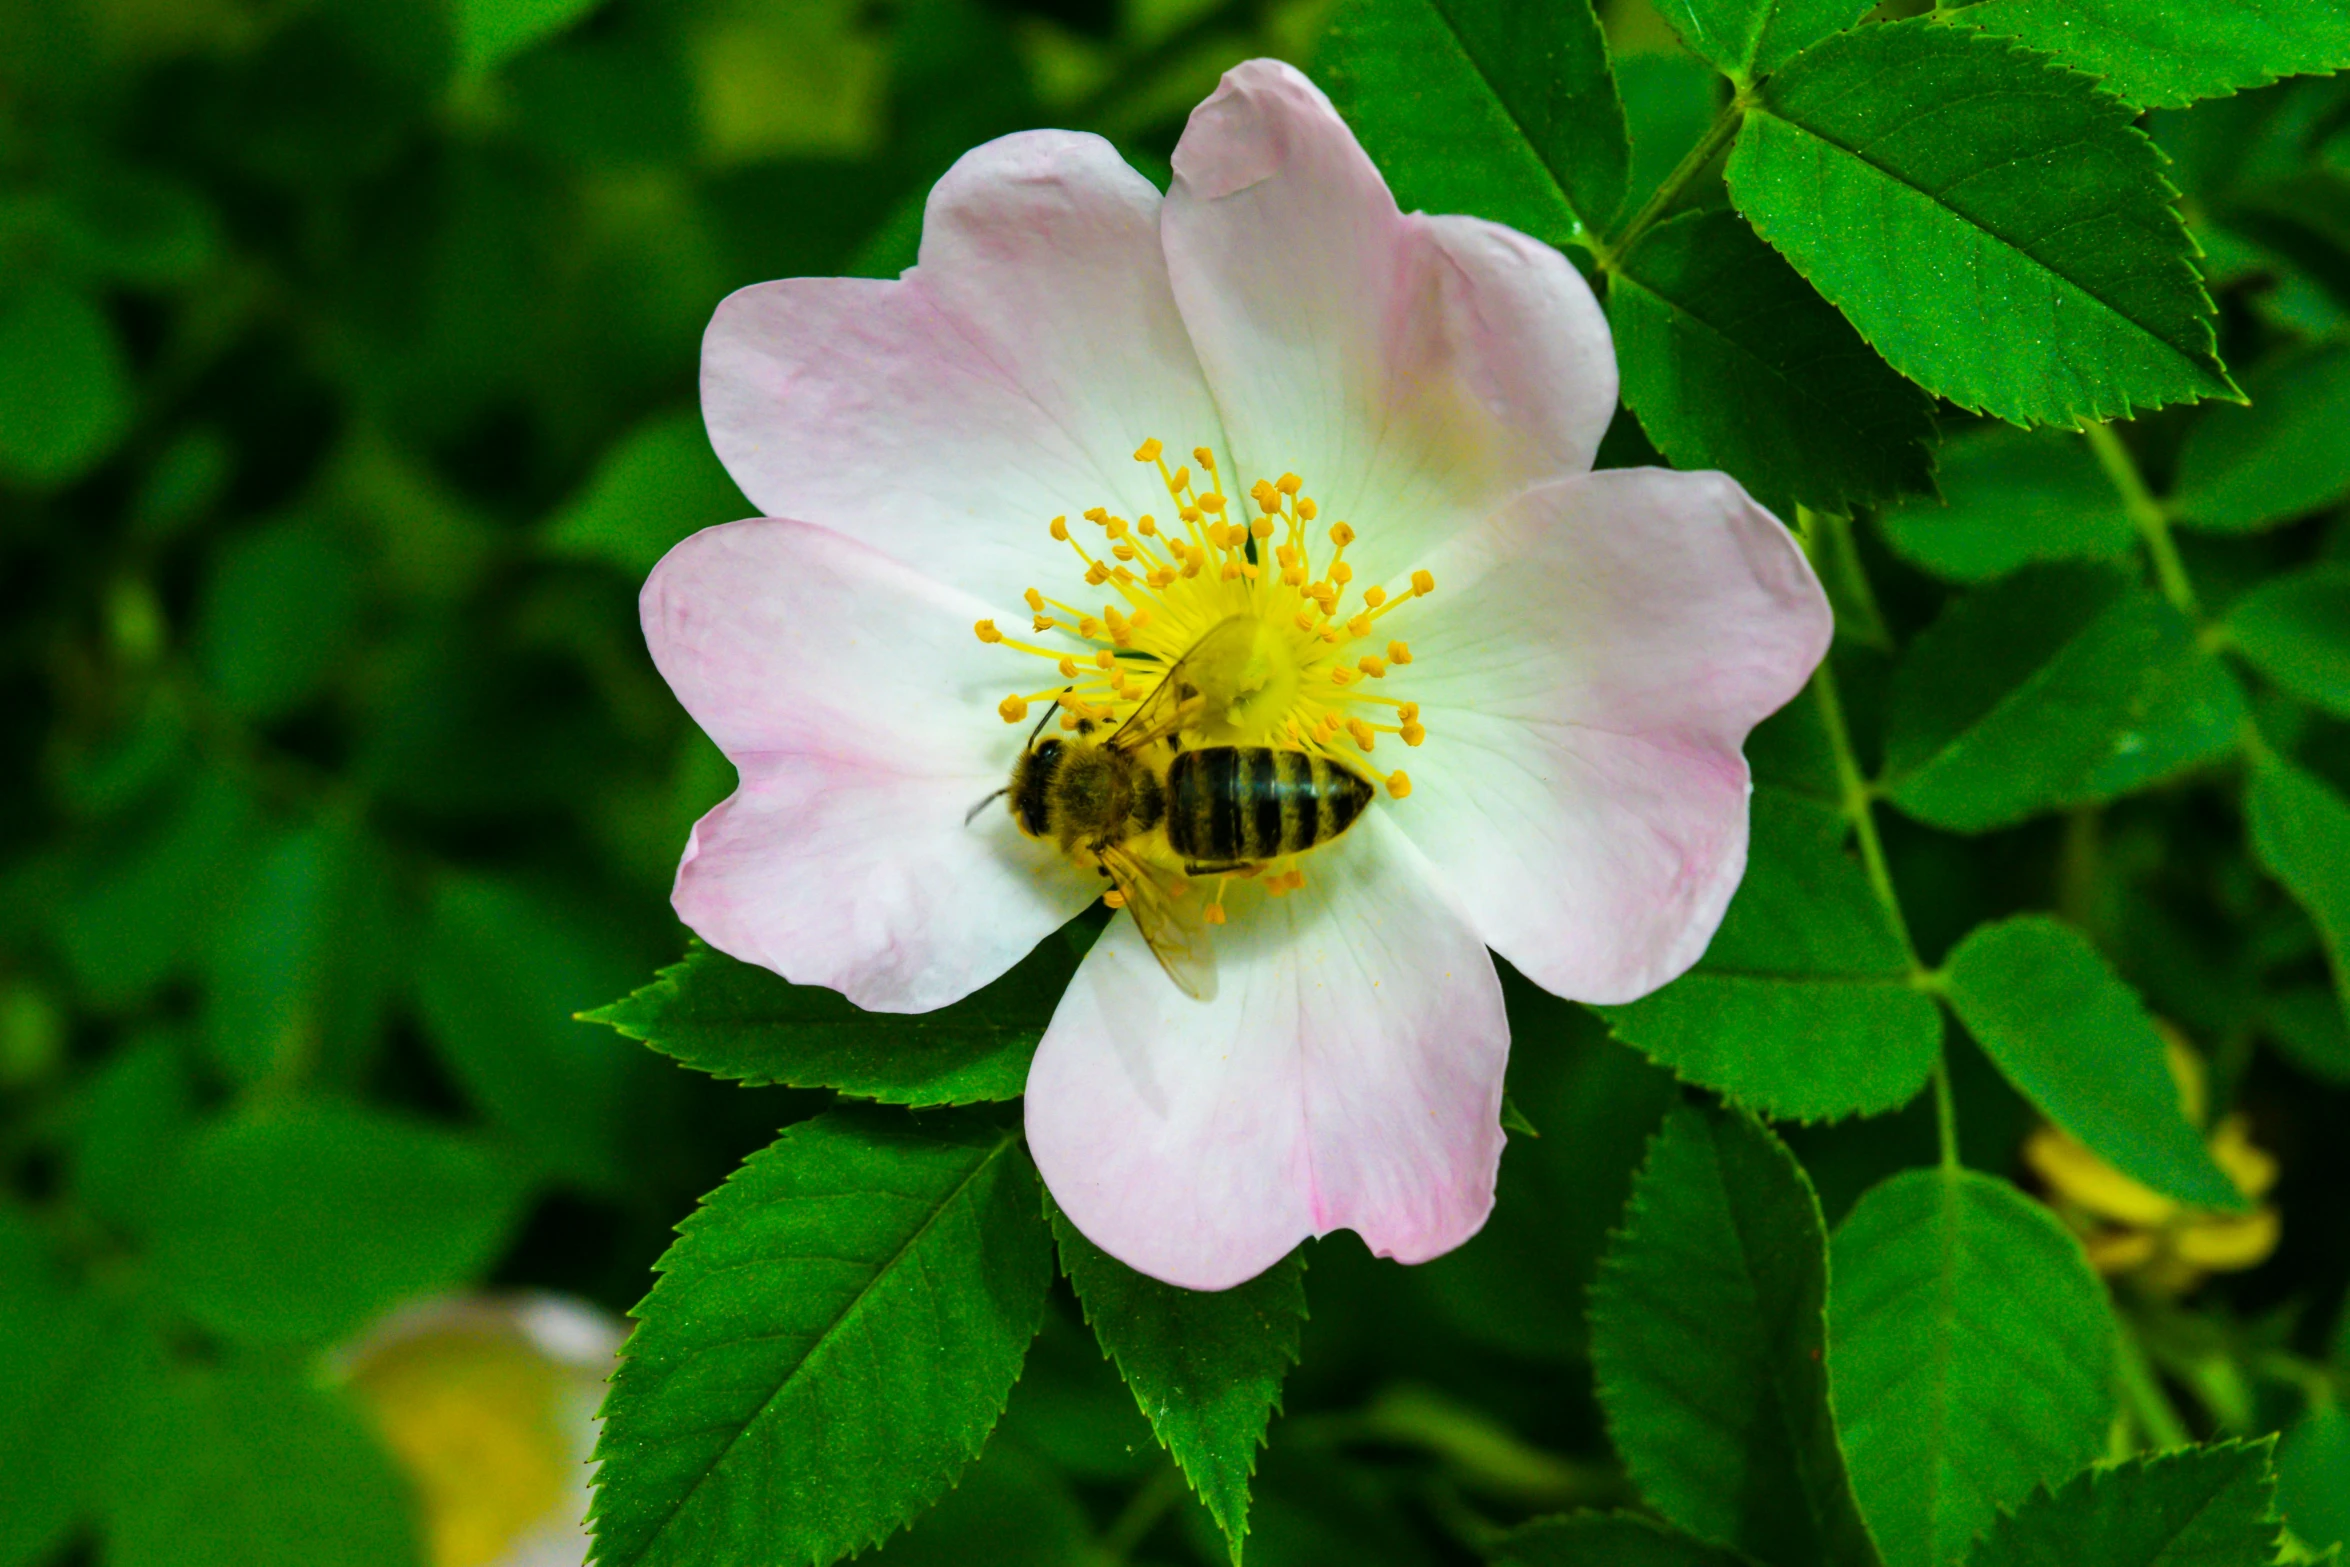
[1941, 916, 2243, 1210]
[0, 276, 132, 488]
[1963, 1442, 2279, 1567]
[101, 1359, 420, 1567]
[583, 935, 1078, 1106]
[1048, 1202, 1306, 1561]
[2226, 564, 2350, 719]
[540, 409, 750, 578]
[1498, 1511, 1754, 1567]
[1618, 53, 1722, 216]
[1649, 0, 1873, 85]
[1953, 0, 2350, 110]
[1320, 0, 1627, 245]
[2246, 757, 2350, 1030]
[1589, 1102, 1883, 1567]
[2261, 986, 2350, 1085]
[1599, 788, 1942, 1121]
[192, 518, 366, 721]
[202, 821, 399, 1089]
[148, 1102, 532, 1346]
[1727, 20, 2234, 427]
[2171, 343, 2350, 532]
[1608, 208, 1936, 517]
[2278, 1405, 2350, 1555]
[1882, 564, 2246, 833]
[1830, 1169, 2117, 1567]
[590, 1106, 1052, 1567]
[0, 1210, 111, 1567]
[454, 0, 606, 74]
[1877, 426, 2137, 584]
[67, 1028, 194, 1237]
[417, 872, 654, 1190]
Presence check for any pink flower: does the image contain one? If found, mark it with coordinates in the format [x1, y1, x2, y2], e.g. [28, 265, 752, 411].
[641, 60, 1831, 1290]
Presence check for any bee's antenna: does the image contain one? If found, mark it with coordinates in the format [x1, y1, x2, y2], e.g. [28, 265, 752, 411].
[1023, 691, 1068, 750]
[964, 787, 1010, 826]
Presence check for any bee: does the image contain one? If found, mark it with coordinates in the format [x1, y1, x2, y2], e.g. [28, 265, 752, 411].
[997, 614, 1375, 1001]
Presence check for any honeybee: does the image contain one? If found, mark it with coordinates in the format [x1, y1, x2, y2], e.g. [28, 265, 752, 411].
[998, 615, 1375, 1001]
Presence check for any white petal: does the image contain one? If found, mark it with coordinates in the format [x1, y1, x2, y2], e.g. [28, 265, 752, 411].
[1389, 469, 1832, 1003]
[1025, 816, 1508, 1289]
[642, 518, 1093, 1011]
[1162, 60, 1616, 579]
[702, 130, 1226, 611]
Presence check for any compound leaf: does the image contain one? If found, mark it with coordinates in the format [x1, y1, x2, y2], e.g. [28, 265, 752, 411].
[2226, 564, 2350, 719]
[2246, 757, 2350, 1033]
[1609, 208, 1937, 517]
[1942, 916, 2243, 1211]
[1728, 20, 2233, 427]
[584, 935, 1079, 1105]
[1831, 1168, 2116, 1567]
[2171, 342, 2350, 532]
[1049, 1204, 1306, 1563]
[1321, 0, 1626, 245]
[1589, 1102, 1882, 1567]
[1963, 1443, 2278, 1567]
[1650, 0, 1873, 85]
[1954, 0, 2350, 110]
[1877, 426, 2136, 584]
[1882, 563, 2245, 834]
[590, 1106, 1052, 1567]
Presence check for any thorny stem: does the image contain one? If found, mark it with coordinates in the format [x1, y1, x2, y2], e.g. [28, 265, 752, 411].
[2083, 421, 2201, 621]
[1597, 96, 1749, 270]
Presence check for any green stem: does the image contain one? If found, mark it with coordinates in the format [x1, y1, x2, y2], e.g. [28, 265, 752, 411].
[1601, 96, 1748, 269]
[1930, 1054, 1961, 1173]
[2083, 422, 2200, 620]
[2117, 1323, 2194, 1451]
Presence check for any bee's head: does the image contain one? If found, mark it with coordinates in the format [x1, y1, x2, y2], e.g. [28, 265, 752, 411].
[1006, 736, 1064, 838]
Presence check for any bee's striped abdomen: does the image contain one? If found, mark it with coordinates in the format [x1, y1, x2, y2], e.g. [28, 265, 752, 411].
[1166, 747, 1373, 865]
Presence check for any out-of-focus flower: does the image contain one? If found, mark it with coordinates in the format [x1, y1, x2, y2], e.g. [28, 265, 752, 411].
[643, 59, 1829, 1289]
[2027, 1031, 2280, 1293]
[335, 1295, 623, 1567]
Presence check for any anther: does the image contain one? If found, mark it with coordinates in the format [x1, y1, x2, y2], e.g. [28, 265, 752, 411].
[1295, 609, 1319, 632]
[1330, 665, 1357, 685]
[1079, 617, 1102, 638]
[1283, 567, 1307, 586]
[1104, 888, 1128, 909]
[1346, 613, 1372, 638]
[1104, 517, 1128, 539]
[974, 620, 1004, 643]
[1133, 438, 1163, 462]
[1058, 657, 1079, 677]
[1358, 656, 1387, 678]
[1204, 902, 1227, 926]
[1412, 569, 1435, 596]
[1179, 506, 1202, 523]
[1095, 649, 1114, 668]
[1085, 562, 1109, 586]
[1060, 711, 1080, 730]
[1112, 543, 1137, 561]
[1329, 521, 1356, 547]
[1277, 473, 1301, 495]
[1388, 640, 1412, 664]
[1397, 703, 1420, 723]
[1033, 614, 1054, 632]
[1199, 493, 1226, 513]
[1050, 516, 1069, 540]
[1194, 447, 1216, 469]
[1170, 466, 1190, 492]
[1348, 718, 1377, 750]
[1024, 587, 1045, 612]
[1386, 771, 1412, 799]
[1401, 721, 1427, 746]
[1298, 498, 1318, 520]
[1332, 561, 1353, 584]
[1251, 516, 1275, 539]
[1220, 560, 1242, 580]
[1363, 585, 1386, 608]
[1085, 506, 1108, 524]
[1138, 515, 1157, 535]
[998, 694, 1029, 722]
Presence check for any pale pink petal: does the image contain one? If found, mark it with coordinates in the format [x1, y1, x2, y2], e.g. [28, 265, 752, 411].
[1161, 59, 1615, 581]
[1389, 469, 1832, 1004]
[642, 519, 1093, 1012]
[701, 131, 1225, 614]
[1025, 817, 1508, 1289]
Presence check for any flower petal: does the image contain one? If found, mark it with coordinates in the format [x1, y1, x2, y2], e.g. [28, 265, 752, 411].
[702, 130, 1225, 612]
[1392, 468, 1832, 1004]
[1162, 60, 1615, 578]
[1025, 817, 1508, 1289]
[642, 518, 1093, 1011]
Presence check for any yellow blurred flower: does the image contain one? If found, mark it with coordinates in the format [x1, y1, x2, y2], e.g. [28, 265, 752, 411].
[334, 1295, 623, 1567]
[2026, 1030, 2280, 1294]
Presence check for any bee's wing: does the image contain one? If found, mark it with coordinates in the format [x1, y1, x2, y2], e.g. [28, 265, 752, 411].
[1107, 613, 1259, 754]
[1099, 846, 1219, 1002]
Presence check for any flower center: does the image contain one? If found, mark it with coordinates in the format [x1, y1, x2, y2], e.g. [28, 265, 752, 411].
[973, 440, 1435, 906]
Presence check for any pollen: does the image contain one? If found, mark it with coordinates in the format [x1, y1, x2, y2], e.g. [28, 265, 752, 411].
[982, 435, 1441, 892]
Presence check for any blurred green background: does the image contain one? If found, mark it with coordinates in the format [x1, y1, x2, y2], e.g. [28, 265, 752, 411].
[4, 0, 2350, 1564]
